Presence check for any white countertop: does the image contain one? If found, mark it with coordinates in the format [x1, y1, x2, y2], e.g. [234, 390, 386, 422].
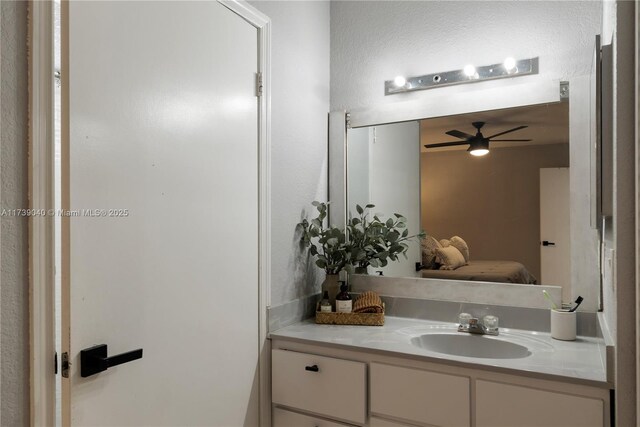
[270, 316, 611, 388]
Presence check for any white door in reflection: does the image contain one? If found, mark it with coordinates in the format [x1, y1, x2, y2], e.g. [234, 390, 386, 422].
[540, 167, 571, 299]
[348, 122, 421, 277]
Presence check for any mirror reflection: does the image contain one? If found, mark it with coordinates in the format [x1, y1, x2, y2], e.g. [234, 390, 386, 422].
[347, 102, 577, 299]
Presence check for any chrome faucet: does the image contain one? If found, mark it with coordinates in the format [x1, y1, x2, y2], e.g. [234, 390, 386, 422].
[457, 313, 499, 336]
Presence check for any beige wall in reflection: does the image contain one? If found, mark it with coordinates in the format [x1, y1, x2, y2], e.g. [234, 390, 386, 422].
[421, 144, 569, 281]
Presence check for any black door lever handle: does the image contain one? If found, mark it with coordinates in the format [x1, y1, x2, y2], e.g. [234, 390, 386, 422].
[542, 240, 556, 246]
[81, 344, 143, 377]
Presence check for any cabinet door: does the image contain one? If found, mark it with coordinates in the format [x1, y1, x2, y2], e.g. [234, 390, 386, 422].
[273, 407, 352, 427]
[272, 350, 367, 425]
[370, 363, 470, 427]
[476, 380, 604, 427]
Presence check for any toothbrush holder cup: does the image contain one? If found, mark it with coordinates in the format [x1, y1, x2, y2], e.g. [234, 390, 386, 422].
[550, 309, 576, 341]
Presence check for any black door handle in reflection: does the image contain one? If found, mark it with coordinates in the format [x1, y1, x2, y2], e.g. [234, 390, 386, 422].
[542, 241, 556, 246]
[81, 344, 143, 377]
[305, 365, 319, 372]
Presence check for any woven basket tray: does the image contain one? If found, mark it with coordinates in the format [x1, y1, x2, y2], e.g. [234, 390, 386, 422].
[315, 302, 385, 326]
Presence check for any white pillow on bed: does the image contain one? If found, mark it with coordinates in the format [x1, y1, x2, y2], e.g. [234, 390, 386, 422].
[435, 246, 467, 270]
[450, 236, 470, 262]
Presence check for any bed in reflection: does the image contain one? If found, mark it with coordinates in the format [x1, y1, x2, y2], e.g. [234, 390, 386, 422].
[419, 235, 538, 285]
[419, 260, 538, 285]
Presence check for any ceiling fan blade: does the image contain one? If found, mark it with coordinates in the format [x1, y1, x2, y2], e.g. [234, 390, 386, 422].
[490, 139, 533, 142]
[486, 125, 528, 139]
[424, 141, 470, 148]
[445, 130, 474, 140]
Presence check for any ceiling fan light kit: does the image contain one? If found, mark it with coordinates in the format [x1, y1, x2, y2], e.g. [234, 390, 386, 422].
[469, 148, 489, 157]
[424, 121, 532, 157]
[468, 139, 490, 157]
[385, 57, 538, 95]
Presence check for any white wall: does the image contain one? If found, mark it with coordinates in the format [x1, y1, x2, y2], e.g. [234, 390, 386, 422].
[568, 76, 601, 312]
[600, 0, 617, 342]
[1, 0, 30, 425]
[601, 0, 616, 45]
[600, 0, 635, 338]
[249, 1, 331, 306]
[599, 1, 637, 425]
[330, 1, 602, 112]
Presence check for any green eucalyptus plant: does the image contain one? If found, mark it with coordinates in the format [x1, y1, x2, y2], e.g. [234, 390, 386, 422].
[297, 201, 354, 275]
[348, 204, 425, 270]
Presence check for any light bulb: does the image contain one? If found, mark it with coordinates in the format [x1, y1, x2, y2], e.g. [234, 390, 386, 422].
[463, 64, 476, 77]
[470, 148, 489, 157]
[393, 76, 407, 87]
[504, 57, 517, 72]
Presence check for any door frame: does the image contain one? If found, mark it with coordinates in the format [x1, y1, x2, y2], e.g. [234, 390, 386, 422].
[29, 1, 56, 426]
[28, 1, 272, 425]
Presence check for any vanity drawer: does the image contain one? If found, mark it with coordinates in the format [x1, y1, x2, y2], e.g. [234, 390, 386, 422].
[273, 407, 354, 427]
[272, 349, 367, 425]
[370, 362, 470, 427]
[475, 380, 605, 427]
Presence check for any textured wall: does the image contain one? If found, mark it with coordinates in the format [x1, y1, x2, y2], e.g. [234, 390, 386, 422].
[601, 0, 616, 343]
[249, 1, 330, 306]
[602, 1, 637, 425]
[330, 1, 602, 111]
[421, 144, 570, 283]
[1, 0, 30, 425]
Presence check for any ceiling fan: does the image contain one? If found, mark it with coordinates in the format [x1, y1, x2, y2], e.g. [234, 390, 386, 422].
[424, 121, 531, 156]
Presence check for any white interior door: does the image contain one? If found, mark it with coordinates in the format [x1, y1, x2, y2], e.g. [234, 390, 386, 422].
[540, 168, 571, 301]
[62, 2, 260, 425]
[369, 122, 421, 277]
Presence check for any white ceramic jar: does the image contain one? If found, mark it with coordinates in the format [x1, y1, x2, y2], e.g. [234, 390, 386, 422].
[550, 309, 577, 341]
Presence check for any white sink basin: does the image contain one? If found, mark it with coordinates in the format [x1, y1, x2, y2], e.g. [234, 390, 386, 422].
[410, 333, 531, 359]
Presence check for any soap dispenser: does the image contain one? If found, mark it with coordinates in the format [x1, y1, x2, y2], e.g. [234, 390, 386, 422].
[320, 291, 332, 313]
[335, 282, 352, 313]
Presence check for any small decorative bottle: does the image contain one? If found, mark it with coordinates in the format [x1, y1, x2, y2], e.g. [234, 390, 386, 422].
[320, 291, 332, 313]
[335, 282, 352, 313]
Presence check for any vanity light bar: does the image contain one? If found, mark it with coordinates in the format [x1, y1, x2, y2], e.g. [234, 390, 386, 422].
[385, 57, 539, 96]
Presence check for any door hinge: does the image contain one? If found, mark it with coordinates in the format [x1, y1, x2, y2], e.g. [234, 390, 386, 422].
[61, 352, 70, 378]
[256, 72, 263, 97]
[559, 81, 569, 101]
[54, 352, 58, 375]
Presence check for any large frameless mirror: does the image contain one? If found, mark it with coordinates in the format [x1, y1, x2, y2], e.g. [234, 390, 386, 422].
[330, 60, 603, 310]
